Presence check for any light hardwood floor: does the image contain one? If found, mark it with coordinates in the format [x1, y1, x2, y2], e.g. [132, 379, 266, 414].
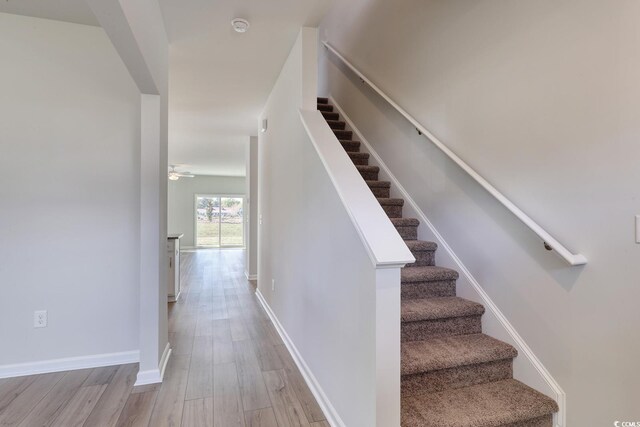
[0, 249, 329, 427]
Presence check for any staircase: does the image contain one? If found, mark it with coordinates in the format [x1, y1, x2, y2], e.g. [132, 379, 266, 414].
[317, 98, 559, 427]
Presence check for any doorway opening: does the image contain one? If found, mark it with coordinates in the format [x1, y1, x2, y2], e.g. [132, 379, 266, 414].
[195, 194, 244, 248]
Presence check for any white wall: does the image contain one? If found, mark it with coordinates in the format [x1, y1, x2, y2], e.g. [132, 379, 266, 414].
[319, 1, 640, 425]
[86, 0, 171, 383]
[259, 28, 383, 427]
[168, 175, 246, 247]
[245, 137, 259, 278]
[0, 13, 141, 367]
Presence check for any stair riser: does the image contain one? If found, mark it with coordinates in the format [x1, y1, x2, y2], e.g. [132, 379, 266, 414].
[402, 315, 482, 342]
[370, 186, 390, 198]
[502, 415, 554, 427]
[350, 157, 369, 166]
[401, 279, 456, 299]
[328, 121, 346, 130]
[405, 250, 436, 267]
[333, 130, 353, 140]
[382, 204, 403, 218]
[347, 153, 370, 165]
[395, 224, 418, 240]
[317, 97, 329, 104]
[317, 104, 333, 112]
[341, 141, 360, 152]
[402, 359, 513, 396]
[359, 170, 379, 181]
[321, 111, 339, 120]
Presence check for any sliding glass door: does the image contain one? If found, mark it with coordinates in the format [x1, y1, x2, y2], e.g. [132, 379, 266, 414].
[195, 195, 221, 247]
[195, 195, 244, 248]
[220, 197, 244, 246]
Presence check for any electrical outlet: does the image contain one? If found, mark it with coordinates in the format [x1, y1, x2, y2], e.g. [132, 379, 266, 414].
[34, 310, 47, 328]
[272, 279, 275, 292]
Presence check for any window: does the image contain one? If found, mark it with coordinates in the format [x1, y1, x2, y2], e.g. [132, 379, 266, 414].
[195, 195, 244, 247]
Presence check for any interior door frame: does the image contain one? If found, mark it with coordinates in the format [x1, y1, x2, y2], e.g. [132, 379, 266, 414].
[194, 193, 246, 248]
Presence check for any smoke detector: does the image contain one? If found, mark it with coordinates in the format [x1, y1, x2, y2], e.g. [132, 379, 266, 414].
[231, 18, 250, 33]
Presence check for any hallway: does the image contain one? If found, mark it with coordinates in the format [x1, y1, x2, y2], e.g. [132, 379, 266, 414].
[160, 249, 329, 426]
[0, 250, 328, 427]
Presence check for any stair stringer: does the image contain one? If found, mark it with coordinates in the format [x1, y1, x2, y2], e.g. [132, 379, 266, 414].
[329, 96, 567, 427]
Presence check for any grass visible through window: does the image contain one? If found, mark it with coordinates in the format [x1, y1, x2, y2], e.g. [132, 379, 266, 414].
[197, 221, 243, 246]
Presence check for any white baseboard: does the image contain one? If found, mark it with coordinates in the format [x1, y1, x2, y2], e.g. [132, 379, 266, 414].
[135, 343, 171, 386]
[244, 271, 258, 281]
[0, 350, 139, 379]
[330, 97, 566, 427]
[255, 290, 344, 427]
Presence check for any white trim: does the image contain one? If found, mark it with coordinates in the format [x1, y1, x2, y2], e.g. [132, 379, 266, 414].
[330, 97, 567, 427]
[299, 109, 414, 269]
[323, 41, 586, 267]
[135, 343, 171, 386]
[0, 350, 139, 379]
[244, 271, 258, 281]
[167, 291, 181, 303]
[256, 289, 345, 427]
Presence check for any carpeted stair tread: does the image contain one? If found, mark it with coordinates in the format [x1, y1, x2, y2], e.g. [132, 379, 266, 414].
[321, 111, 339, 120]
[348, 152, 369, 160]
[500, 415, 553, 427]
[401, 334, 516, 375]
[405, 240, 437, 267]
[367, 180, 391, 197]
[318, 103, 557, 424]
[402, 266, 459, 283]
[402, 379, 559, 427]
[326, 120, 346, 130]
[377, 197, 405, 206]
[379, 197, 403, 218]
[405, 240, 437, 251]
[340, 141, 360, 153]
[366, 180, 390, 188]
[357, 165, 379, 181]
[356, 165, 379, 173]
[401, 297, 484, 322]
[391, 217, 420, 226]
[348, 152, 370, 165]
[333, 129, 353, 139]
[392, 218, 420, 240]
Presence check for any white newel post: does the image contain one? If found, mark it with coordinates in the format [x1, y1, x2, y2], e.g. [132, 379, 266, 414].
[375, 267, 402, 427]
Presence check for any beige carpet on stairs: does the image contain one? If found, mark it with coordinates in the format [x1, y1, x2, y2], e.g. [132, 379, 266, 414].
[317, 97, 559, 427]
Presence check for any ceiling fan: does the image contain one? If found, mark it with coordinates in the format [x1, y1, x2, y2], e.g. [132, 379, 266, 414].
[168, 165, 194, 181]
